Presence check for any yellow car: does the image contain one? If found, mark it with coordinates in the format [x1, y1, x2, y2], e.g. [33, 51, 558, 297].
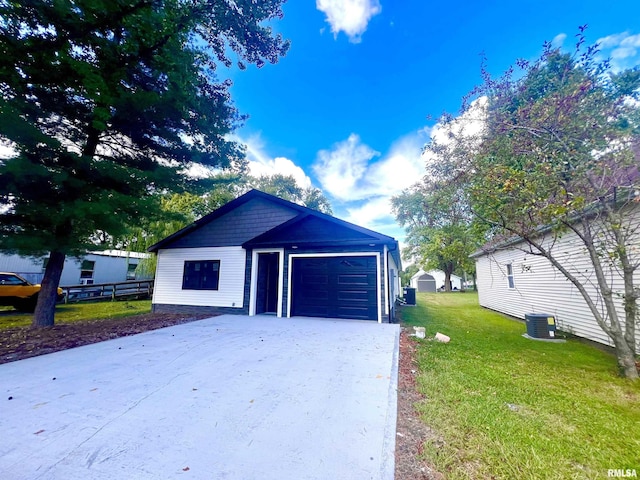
[0, 272, 65, 312]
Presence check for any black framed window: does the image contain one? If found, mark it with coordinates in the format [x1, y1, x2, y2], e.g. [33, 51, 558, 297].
[182, 260, 220, 290]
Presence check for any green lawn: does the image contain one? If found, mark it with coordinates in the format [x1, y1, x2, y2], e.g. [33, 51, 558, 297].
[401, 292, 640, 480]
[0, 300, 152, 330]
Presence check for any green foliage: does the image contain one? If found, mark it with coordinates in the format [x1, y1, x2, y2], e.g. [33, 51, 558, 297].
[430, 29, 640, 378]
[0, 0, 289, 256]
[400, 293, 640, 479]
[400, 264, 419, 287]
[120, 172, 333, 276]
[392, 180, 479, 290]
[250, 174, 333, 214]
[0, 0, 289, 325]
[467, 44, 639, 235]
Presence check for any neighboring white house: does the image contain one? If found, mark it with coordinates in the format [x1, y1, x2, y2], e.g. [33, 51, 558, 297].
[0, 250, 150, 285]
[470, 206, 640, 349]
[410, 269, 462, 292]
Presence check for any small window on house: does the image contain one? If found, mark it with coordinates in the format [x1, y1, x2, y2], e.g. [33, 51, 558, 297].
[506, 263, 515, 289]
[80, 260, 95, 281]
[126, 263, 137, 280]
[182, 260, 220, 290]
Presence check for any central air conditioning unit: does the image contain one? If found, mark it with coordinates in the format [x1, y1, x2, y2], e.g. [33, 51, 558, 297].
[525, 313, 556, 339]
[402, 287, 416, 306]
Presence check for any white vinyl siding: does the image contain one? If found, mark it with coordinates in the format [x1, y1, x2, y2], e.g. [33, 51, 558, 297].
[153, 247, 246, 308]
[0, 251, 148, 285]
[475, 213, 640, 349]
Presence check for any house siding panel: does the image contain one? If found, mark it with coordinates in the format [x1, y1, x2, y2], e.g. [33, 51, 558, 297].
[152, 247, 246, 310]
[0, 252, 145, 285]
[475, 209, 640, 349]
[163, 198, 299, 248]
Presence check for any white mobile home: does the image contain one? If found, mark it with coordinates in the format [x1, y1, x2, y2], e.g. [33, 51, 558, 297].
[0, 250, 149, 285]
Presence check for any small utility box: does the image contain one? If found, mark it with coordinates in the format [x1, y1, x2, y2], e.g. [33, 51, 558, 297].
[403, 287, 416, 306]
[525, 313, 556, 339]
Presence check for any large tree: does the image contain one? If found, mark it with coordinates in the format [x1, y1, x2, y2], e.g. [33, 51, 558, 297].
[0, 0, 289, 327]
[443, 31, 640, 378]
[392, 179, 478, 292]
[250, 173, 333, 214]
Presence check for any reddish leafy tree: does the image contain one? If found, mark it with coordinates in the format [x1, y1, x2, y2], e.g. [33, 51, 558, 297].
[456, 31, 640, 379]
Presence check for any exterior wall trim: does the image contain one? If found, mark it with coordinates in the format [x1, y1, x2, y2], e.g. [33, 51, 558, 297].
[249, 248, 285, 317]
[286, 252, 382, 323]
[383, 245, 389, 316]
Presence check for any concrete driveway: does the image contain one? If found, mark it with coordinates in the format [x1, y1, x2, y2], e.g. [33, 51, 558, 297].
[0, 315, 399, 480]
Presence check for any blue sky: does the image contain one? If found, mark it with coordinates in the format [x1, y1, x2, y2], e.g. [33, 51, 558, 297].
[220, 1, 640, 245]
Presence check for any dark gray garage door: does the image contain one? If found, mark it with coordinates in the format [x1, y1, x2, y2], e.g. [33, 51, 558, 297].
[291, 256, 378, 320]
[417, 273, 436, 292]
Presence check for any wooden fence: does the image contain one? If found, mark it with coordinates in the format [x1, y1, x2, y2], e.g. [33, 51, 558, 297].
[61, 279, 154, 303]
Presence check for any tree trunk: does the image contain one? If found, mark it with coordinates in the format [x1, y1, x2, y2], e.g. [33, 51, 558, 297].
[610, 333, 639, 380]
[32, 250, 66, 328]
[443, 269, 452, 292]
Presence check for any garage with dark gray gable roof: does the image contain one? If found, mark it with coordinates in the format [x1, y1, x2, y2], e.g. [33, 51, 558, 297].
[148, 190, 402, 323]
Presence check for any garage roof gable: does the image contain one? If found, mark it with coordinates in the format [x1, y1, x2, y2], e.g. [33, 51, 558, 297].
[149, 190, 400, 266]
[243, 214, 389, 248]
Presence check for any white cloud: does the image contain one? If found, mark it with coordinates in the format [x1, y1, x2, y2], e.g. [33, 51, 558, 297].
[551, 33, 566, 49]
[362, 134, 427, 196]
[313, 129, 430, 239]
[313, 131, 429, 202]
[242, 134, 312, 189]
[343, 196, 396, 230]
[597, 32, 630, 49]
[313, 133, 379, 200]
[596, 31, 640, 72]
[323, 102, 488, 238]
[249, 156, 312, 189]
[316, 0, 382, 43]
[422, 96, 487, 166]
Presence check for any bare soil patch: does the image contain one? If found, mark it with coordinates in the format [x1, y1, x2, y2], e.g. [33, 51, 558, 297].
[0, 313, 210, 364]
[395, 327, 445, 480]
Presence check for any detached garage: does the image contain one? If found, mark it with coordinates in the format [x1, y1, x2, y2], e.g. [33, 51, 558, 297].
[149, 190, 401, 323]
[410, 269, 463, 292]
[414, 272, 436, 293]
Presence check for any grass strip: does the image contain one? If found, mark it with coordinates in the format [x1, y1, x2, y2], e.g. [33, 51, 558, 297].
[401, 292, 640, 480]
[0, 300, 152, 329]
